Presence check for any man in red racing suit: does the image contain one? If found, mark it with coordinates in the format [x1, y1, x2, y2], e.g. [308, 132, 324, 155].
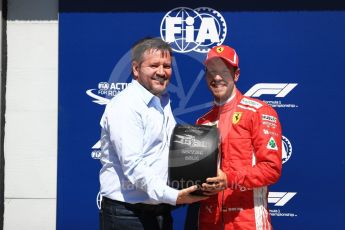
[197, 45, 282, 230]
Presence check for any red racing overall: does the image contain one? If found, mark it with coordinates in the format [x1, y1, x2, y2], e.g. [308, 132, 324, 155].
[198, 89, 282, 230]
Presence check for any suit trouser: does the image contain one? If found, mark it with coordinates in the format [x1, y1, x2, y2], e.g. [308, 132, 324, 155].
[100, 197, 173, 230]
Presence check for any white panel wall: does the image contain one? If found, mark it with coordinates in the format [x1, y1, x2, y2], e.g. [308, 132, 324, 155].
[3, 21, 58, 230]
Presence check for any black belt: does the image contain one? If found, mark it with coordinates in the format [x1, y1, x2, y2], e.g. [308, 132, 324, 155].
[102, 197, 172, 216]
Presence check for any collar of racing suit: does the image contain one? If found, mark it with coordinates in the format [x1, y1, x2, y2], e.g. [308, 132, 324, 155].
[213, 88, 242, 114]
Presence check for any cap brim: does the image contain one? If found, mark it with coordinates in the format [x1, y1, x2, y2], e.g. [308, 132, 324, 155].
[204, 56, 238, 68]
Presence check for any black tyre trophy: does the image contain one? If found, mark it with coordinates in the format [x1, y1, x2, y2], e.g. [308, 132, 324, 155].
[169, 125, 219, 195]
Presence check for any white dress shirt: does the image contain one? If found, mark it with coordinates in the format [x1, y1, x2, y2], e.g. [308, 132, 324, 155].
[99, 79, 179, 205]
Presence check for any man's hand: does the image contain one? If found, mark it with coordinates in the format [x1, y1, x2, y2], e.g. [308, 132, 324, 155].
[201, 169, 228, 196]
[176, 185, 208, 205]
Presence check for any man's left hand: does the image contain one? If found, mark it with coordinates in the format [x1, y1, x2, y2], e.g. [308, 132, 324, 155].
[201, 169, 228, 195]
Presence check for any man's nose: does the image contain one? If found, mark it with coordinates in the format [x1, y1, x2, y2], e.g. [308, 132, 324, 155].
[156, 65, 165, 76]
[213, 73, 223, 81]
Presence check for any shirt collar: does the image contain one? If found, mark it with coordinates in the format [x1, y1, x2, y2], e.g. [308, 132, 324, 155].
[131, 79, 169, 107]
[132, 79, 155, 105]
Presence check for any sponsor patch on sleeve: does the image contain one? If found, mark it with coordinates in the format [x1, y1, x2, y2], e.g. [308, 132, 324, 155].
[240, 98, 263, 109]
[262, 121, 277, 129]
[263, 129, 278, 136]
[262, 114, 277, 123]
[267, 137, 278, 150]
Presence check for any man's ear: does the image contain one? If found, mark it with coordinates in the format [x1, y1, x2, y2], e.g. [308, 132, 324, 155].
[132, 61, 139, 80]
[234, 68, 240, 82]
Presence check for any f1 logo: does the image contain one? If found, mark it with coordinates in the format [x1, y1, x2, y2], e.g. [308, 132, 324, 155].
[245, 83, 297, 98]
[268, 192, 297, 206]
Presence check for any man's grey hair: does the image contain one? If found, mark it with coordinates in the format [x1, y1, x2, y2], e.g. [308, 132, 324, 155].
[131, 37, 173, 64]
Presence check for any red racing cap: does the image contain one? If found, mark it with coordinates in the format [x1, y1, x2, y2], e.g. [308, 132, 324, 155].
[205, 45, 239, 68]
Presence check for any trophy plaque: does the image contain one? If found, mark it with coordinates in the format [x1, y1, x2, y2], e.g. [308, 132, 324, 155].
[168, 124, 219, 195]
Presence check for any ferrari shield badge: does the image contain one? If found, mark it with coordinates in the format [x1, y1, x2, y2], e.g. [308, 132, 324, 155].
[216, 47, 224, 53]
[232, 112, 242, 124]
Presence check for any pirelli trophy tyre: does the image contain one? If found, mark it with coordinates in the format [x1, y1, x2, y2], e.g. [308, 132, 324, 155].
[169, 125, 219, 195]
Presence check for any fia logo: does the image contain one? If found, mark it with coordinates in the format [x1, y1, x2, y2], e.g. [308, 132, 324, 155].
[282, 135, 293, 164]
[160, 7, 227, 53]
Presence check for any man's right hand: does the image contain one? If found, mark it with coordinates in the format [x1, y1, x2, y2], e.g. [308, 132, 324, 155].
[176, 185, 208, 205]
